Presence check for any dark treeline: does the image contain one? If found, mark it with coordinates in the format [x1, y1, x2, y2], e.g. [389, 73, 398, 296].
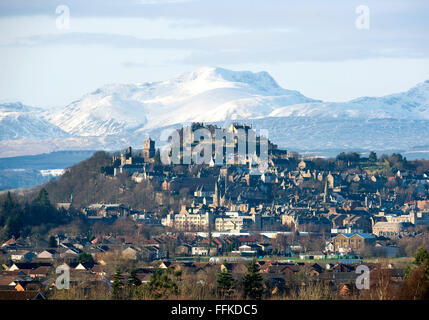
[0, 188, 71, 241]
[301, 151, 429, 175]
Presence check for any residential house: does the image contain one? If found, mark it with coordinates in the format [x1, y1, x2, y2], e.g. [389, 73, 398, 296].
[37, 249, 58, 260]
[332, 233, 376, 253]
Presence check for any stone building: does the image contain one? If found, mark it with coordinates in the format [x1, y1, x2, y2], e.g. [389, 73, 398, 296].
[372, 222, 405, 237]
[143, 137, 155, 161]
[332, 233, 375, 253]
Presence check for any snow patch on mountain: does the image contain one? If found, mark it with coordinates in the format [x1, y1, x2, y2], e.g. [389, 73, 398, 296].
[269, 80, 429, 119]
[44, 87, 149, 136]
[0, 102, 69, 140]
[44, 67, 318, 136]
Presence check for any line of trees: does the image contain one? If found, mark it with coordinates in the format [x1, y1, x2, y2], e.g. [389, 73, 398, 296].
[0, 188, 71, 241]
[108, 259, 264, 300]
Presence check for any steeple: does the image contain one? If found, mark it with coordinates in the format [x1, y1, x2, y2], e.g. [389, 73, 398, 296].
[323, 179, 328, 203]
[214, 179, 219, 207]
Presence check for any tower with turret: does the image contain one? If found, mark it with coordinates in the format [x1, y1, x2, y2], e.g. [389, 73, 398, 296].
[143, 137, 155, 161]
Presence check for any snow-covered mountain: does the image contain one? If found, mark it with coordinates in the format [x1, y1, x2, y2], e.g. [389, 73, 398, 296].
[1, 67, 429, 159]
[44, 67, 319, 136]
[43, 67, 429, 138]
[0, 102, 69, 141]
[270, 80, 429, 119]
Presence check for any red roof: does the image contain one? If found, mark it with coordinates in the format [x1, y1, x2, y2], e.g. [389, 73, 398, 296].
[2, 238, 15, 246]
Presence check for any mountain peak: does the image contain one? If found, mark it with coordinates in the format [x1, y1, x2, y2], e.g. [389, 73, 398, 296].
[0, 102, 69, 141]
[0, 101, 22, 108]
[44, 66, 316, 136]
[0, 102, 35, 114]
[172, 66, 281, 93]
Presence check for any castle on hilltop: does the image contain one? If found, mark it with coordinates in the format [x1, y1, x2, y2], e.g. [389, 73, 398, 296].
[113, 137, 156, 176]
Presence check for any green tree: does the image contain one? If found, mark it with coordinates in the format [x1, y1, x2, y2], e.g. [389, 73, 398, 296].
[401, 247, 429, 299]
[0, 190, 70, 240]
[369, 151, 377, 163]
[112, 267, 124, 300]
[404, 246, 429, 281]
[145, 269, 179, 299]
[1, 192, 22, 239]
[2, 192, 19, 215]
[77, 251, 94, 266]
[217, 262, 234, 298]
[414, 246, 429, 266]
[128, 269, 142, 286]
[5, 215, 22, 239]
[404, 264, 412, 280]
[34, 188, 51, 207]
[336, 152, 360, 164]
[243, 259, 263, 300]
[48, 235, 57, 248]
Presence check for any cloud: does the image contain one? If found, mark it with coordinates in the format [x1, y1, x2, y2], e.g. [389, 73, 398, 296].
[1, 0, 428, 64]
[5, 26, 428, 63]
[139, 0, 195, 3]
[1, 0, 427, 32]
[0, 0, 428, 108]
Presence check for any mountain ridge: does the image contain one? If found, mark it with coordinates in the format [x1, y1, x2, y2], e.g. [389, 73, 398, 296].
[43, 66, 429, 137]
[43, 66, 319, 136]
[1, 66, 429, 158]
[0, 102, 69, 141]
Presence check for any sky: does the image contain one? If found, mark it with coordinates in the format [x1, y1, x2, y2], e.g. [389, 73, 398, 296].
[0, 0, 428, 108]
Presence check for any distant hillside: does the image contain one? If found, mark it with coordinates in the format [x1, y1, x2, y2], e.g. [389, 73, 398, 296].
[42, 152, 165, 212]
[0, 102, 69, 140]
[0, 150, 97, 170]
[0, 150, 97, 190]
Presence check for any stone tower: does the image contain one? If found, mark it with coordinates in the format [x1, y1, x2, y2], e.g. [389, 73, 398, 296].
[213, 180, 220, 207]
[213, 179, 225, 207]
[143, 137, 155, 160]
[323, 179, 328, 203]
